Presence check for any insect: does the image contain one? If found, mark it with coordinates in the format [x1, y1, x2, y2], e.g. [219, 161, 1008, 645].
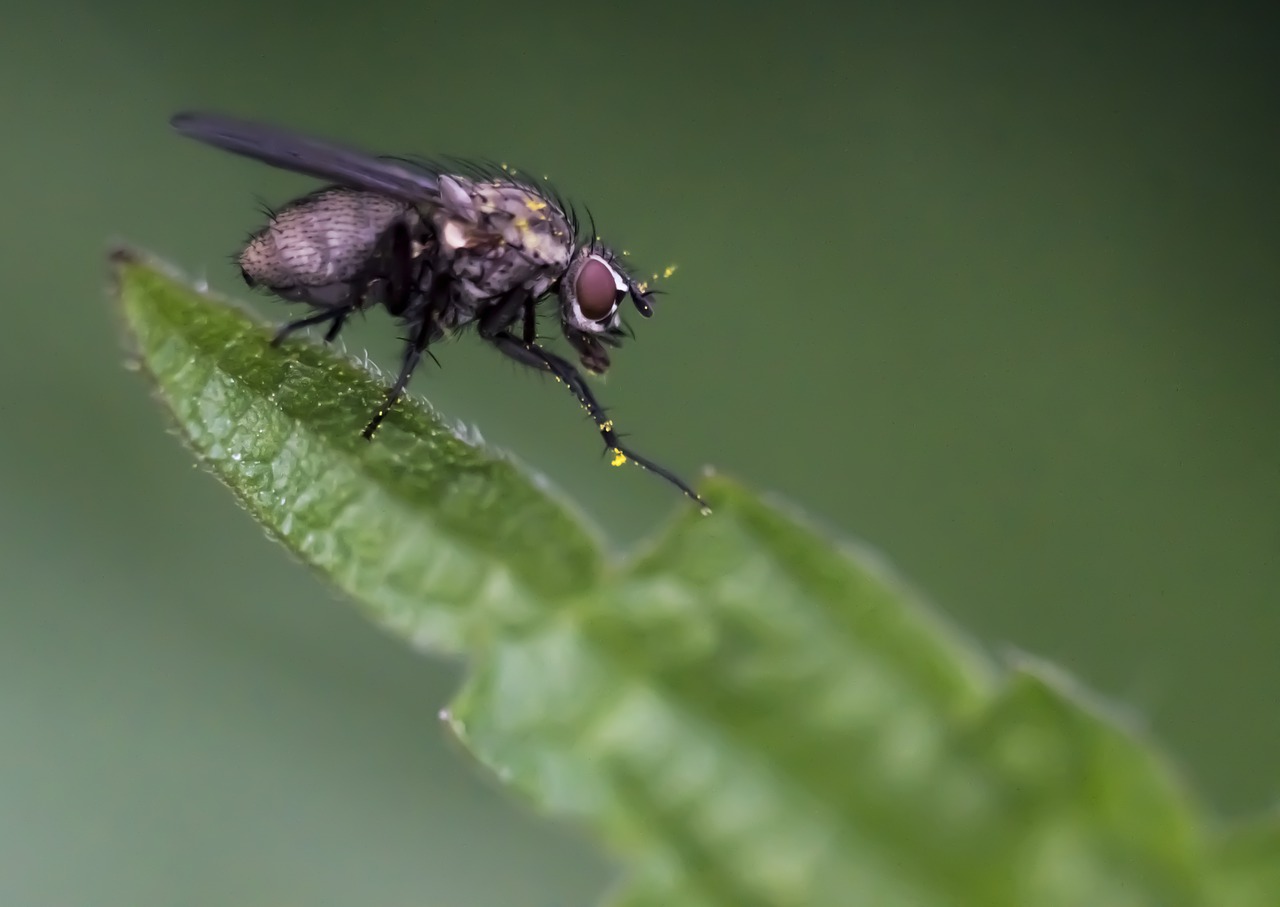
[169, 111, 708, 511]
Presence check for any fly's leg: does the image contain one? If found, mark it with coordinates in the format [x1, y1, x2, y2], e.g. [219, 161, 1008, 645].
[361, 310, 434, 440]
[488, 331, 708, 511]
[522, 298, 538, 344]
[268, 218, 417, 349]
[322, 310, 349, 343]
[476, 290, 530, 339]
[270, 306, 354, 347]
[378, 218, 418, 317]
[361, 249, 448, 440]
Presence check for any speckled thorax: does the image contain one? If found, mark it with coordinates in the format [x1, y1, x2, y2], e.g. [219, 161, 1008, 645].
[431, 176, 575, 304]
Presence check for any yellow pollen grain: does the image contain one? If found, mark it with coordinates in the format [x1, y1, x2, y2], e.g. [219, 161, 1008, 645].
[663, 264, 678, 278]
[601, 420, 614, 432]
[525, 199, 547, 211]
[611, 449, 627, 467]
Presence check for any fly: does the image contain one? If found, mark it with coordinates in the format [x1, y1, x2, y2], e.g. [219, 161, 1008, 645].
[169, 111, 707, 512]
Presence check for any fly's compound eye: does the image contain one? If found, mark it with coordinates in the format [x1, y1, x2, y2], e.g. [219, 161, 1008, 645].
[577, 258, 621, 319]
[562, 252, 627, 331]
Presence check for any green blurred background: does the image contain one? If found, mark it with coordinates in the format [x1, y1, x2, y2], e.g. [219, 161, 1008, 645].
[2, 1, 1277, 904]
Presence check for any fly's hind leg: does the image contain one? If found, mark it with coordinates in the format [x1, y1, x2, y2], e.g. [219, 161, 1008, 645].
[270, 217, 420, 349]
[265, 276, 366, 347]
[269, 301, 356, 347]
[322, 310, 350, 343]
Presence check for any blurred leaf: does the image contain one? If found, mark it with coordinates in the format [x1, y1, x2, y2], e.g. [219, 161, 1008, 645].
[1205, 813, 1280, 907]
[113, 248, 1278, 906]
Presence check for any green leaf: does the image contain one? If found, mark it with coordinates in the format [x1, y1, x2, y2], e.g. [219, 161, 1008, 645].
[1206, 813, 1280, 907]
[112, 248, 603, 652]
[112, 247, 1278, 907]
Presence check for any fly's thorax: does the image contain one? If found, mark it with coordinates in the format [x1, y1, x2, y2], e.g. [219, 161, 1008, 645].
[240, 188, 415, 288]
[451, 252, 554, 302]
[431, 175, 574, 272]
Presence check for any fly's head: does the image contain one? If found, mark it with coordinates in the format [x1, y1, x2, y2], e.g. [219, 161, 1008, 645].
[557, 243, 657, 374]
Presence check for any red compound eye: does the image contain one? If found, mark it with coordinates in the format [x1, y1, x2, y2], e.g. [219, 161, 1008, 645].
[575, 257, 619, 320]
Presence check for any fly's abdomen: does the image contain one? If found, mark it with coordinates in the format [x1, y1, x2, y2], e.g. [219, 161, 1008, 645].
[240, 188, 413, 289]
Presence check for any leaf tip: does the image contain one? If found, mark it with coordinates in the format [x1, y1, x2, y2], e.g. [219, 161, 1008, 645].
[106, 242, 171, 295]
[107, 242, 143, 267]
[107, 243, 142, 306]
[106, 244, 158, 374]
[691, 471, 757, 513]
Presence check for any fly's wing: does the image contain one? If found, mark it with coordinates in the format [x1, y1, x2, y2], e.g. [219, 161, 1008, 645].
[170, 111, 442, 204]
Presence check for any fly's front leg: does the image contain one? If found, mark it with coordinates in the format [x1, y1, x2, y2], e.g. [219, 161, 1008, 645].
[487, 332, 708, 511]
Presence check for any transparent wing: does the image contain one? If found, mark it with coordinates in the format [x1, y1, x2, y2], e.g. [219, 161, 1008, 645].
[170, 111, 442, 203]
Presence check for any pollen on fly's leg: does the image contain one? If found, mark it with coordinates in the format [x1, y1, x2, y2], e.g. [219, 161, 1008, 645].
[487, 329, 711, 512]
